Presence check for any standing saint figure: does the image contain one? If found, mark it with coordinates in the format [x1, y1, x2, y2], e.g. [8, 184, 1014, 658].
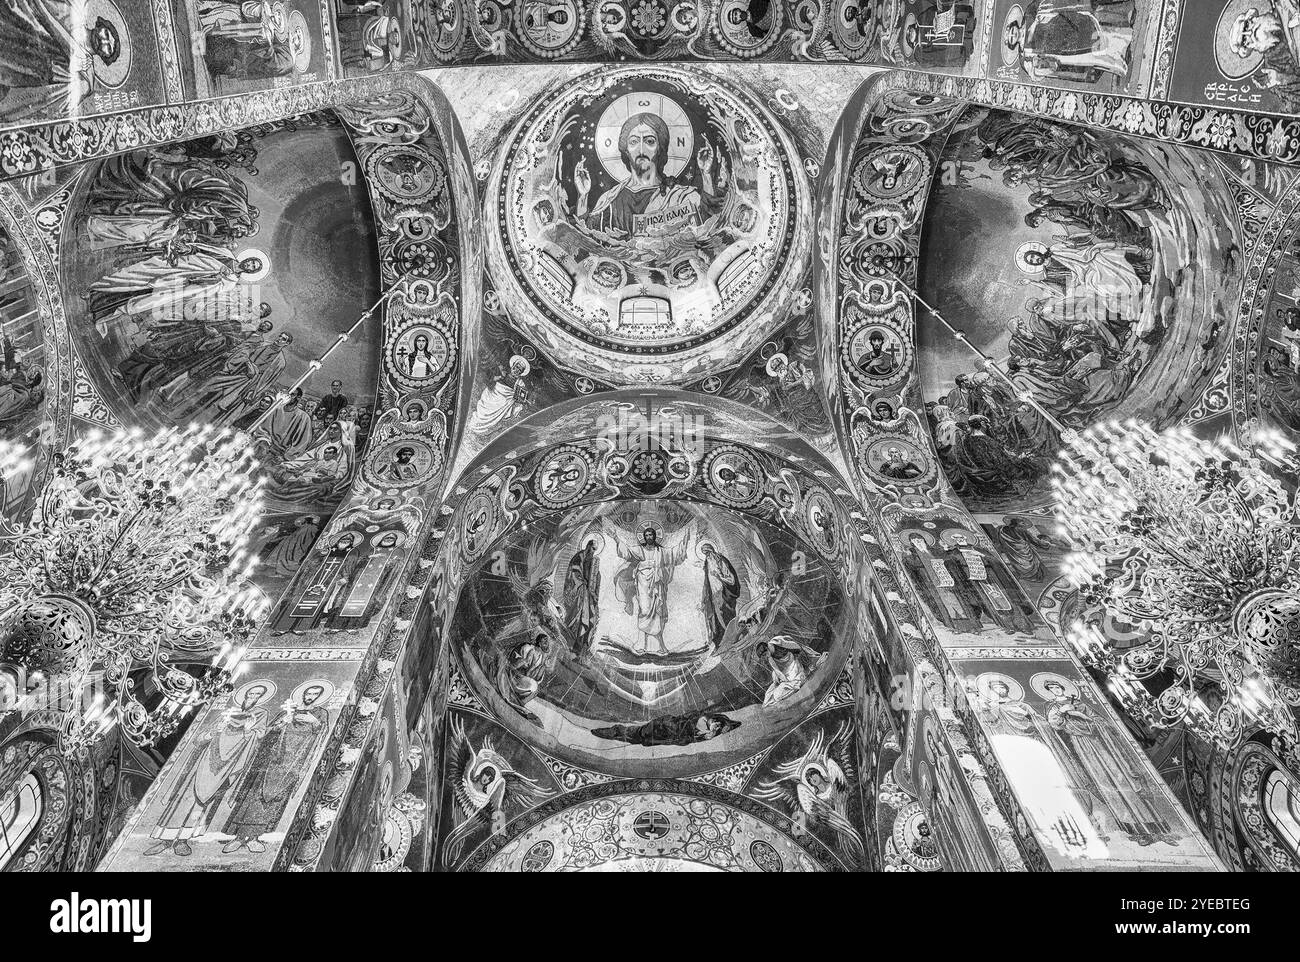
[942, 529, 1035, 633]
[143, 683, 270, 857]
[562, 538, 601, 658]
[700, 541, 740, 649]
[220, 683, 332, 854]
[902, 533, 976, 632]
[182, 328, 292, 427]
[1037, 677, 1172, 843]
[610, 522, 693, 655]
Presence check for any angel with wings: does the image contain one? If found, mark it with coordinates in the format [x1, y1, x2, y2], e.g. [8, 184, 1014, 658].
[604, 519, 697, 655]
[442, 716, 553, 867]
[484, 537, 569, 719]
[753, 720, 865, 866]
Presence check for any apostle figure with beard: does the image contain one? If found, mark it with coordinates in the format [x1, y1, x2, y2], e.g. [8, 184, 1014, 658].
[254, 386, 314, 460]
[949, 414, 1037, 498]
[563, 538, 601, 658]
[182, 328, 292, 427]
[144, 682, 272, 857]
[700, 541, 740, 650]
[941, 529, 1034, 633]
[1231, 2, 1300, 100]
[220, 682, 332, 854]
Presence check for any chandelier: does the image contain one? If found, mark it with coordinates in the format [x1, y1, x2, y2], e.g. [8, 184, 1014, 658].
[0, 424, 267, 753]
[1054, 419, 1300, 750]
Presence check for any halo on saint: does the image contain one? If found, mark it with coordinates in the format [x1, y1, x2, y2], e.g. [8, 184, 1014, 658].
[288, 10, 313, 73]
[231, 678, 278, 709]
[236, 247, 272, 282]
[595, 91, 695, 182]
[1000, 3, 1024, 65]
[1214, 0, 1267, 78]
[291, 678, 337, 707]
[1030, 671, 1080, 701]
[639, 520, 665, 544]
[694, 537, 718, 562]
[370, 529, 408, 550]
[1014, 241, 1049, 278]
[85, 0, 134, 88]
[974, 671, 1024, 703]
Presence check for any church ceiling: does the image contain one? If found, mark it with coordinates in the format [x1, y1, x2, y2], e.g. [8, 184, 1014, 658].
[60, 116, 385, 595]
[916, 106, 1244, 511]
[2, 7, 1298, 874]
[486, 65, 810, 382]
[453, 497, 849, 777]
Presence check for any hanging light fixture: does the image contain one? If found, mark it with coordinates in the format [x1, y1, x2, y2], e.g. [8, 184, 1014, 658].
[0, 424, 267, 753]
[1054, 420, 1300, 751]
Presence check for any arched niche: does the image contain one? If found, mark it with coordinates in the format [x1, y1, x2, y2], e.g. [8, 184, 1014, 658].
[416, 390, 883, 784]
[57, 112, 385, 598]
[475, 786, 828, 873]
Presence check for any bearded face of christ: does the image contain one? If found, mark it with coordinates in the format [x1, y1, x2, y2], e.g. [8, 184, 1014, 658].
[618, 113, 670, 185]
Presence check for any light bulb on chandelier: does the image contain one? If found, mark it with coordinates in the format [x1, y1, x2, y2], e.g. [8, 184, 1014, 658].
[0, 423, 267, 754]
[1053, 418, 1300, 751]
[0, 280, 414, 754]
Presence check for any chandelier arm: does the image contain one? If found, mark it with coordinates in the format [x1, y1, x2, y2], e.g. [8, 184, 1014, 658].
[87, 503, 151, 594]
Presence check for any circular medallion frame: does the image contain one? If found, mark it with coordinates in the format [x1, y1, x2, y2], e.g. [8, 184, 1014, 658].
[459, 486, 502, 564]
[534, 444, 598, 509]
[488, 65, 810, 384]
[386, 310, 457, 391]
[703, 445, 765, 509]
[362, 434, 443, 489]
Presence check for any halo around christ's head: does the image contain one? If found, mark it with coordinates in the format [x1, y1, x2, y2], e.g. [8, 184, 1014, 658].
[595, 91, 694, 182]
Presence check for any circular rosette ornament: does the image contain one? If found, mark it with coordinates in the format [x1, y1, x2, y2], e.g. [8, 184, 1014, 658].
[703, 445, 764, 508]
[534, 444, 596, 509]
